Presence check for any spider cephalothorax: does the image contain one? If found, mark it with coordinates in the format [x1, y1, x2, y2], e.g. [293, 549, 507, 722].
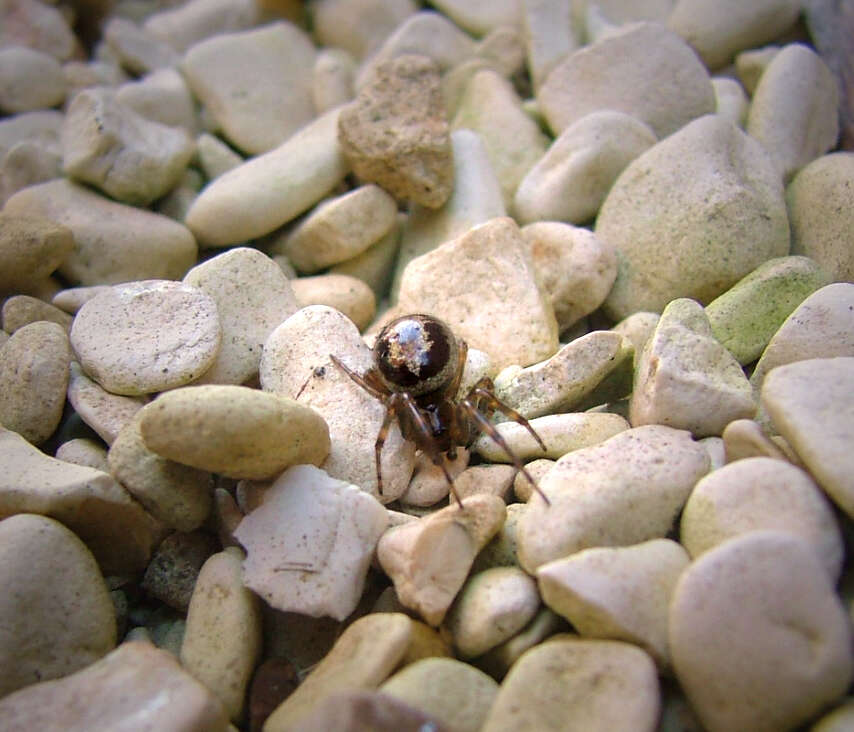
[330, 314, 550, 507]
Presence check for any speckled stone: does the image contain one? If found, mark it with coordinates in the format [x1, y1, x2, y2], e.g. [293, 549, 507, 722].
[66, 361, 146, 445]
[0, 213, 73, 294]
[1, 294, 72, 333]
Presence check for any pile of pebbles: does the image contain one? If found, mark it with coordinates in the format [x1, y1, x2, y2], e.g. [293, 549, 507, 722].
[1, 0, 853, 730]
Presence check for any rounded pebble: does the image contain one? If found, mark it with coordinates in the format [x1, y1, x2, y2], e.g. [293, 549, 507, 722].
[290, 273, 376, 332]
[0, 213, 73, 294]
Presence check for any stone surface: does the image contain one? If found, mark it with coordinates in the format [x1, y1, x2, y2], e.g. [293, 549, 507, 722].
[597, 115, 790, 320]
[340, 54, 453, 208]
[0, 641, 229, 731]
[0, 321, 70, 444]
[787, 152, 854, 282]
[103, 17, 181, 75]
[70, 280, 221, 396]
[712, 76, 748, 127]
[138, 385, 329, 480]
[0, 512, 114, 697]
[538, 22, 714, 139]
[2, 294, 72, 333]
[195, 132, 242, 180]
[518, 425, 709, 573]
[143, 0, 258, 53]
[235, 465, 387, 621]
[398, 449, 469, 507]
[183, 247, 299, 385]
[290, 273, 377, 332]
[3, 179, 197, 286]
[0, 46, 66, 114]
[721, 418, 793, 464]
[55, 438, 109, 472]
[670, 531, 852, 732]
[140, 530, 218, 611]
[0, 139, 62, 207]
[515, 111, 657, 226]
[522, 0, 578, 92]
[115, 67, 198, 133]
[0, 0, 78, 62]
[184, 107, 349, 247]
[312, 0, 418, 60]
[312, 48, 356, 114]
[481, 638, 660, 732]
[397, 217, 558, 370]
[66, 361, 146, 445]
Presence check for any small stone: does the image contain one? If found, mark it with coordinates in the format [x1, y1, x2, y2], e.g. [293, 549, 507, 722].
[143, 0, 258, 53]
[0, 0, 78, 62]
[184, 107, 349, 248]
[537, 539, 691, 668]
[746, 43, 839, 181]
[476, 607, 568, 680]
[788, 152, 854, 282]
[70, 280, 220, 396]
[517, 425, 709, 573]
[0, 140, 62, 207]
[377, 494, 506, 626]
[670, 532, 852, 732]
[397, 217, 558, 370]
[521, 0, 578, 92]
[3, 179, 197, 286]
[262, 612, 413, 731]
[0, 321, 70, 444]
[515, 111, 657, 226]
[291, 273, 377, 332]
[330, 221, 402, 302]
[473, 26, 526, 78]
[0, 109, 63, 159]
[67, 362, 146, 445]
[0, 514, 116, 697]
[538, 22, 715, 138]
[481, 638, 660, 732]
[312, 0, 418, 60]
[445, 567, 540, 659]
[0, 46, 66, 114]
[712, 76, 748, 127]
[450, 464, 517, 505]
[55, 438, 109, 472]
[0, 214, 72, 294]
[761, 358, 854, 519]
[195, 132, 242, 180]
[0, 641, 229, 731]
[399, 449, 469, 507]
[115, 67, 198, 132]
[181, 547, 262, 721]
[630, 298, 756, 437]
[597, 115, 790, 320]
[181, 22, 316, 155]
[511, 459, 554, 503]
[139, 385, 330, 480]
[380, 658, 499, 732]
[312, 48, 356, 114]
[1, 294, 71, 333]
[183, 247, 299, 386]
[103, 17, 181, 75]
[235, 465, 387, 621]
[721, 418, 791, 463]
[140, 530, 219, 612]
[735, 45, 780, 94]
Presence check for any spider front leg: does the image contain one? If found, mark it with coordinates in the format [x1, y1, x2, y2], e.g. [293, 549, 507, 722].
[469, 378, 547, 453]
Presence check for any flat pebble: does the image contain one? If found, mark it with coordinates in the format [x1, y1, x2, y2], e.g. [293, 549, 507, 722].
[139, 384, 330, 480]
[143, 0, 258, 53]
[518, 425, 709, 573]
[3, 179, 197, 285]
[0, 214, 71, 295]
[260, 306, 415, 502]
[0, 641, 229, 731]
[378, 494, 506, 625]
[70, 279, 220, 396]
[681, 456, 844, 580]
[537, 539, 691, 668]
[180, 547, 262, 721]
[670, 531, 852, 732]
[183, 247, 299, 385]
[66, 361, 146, 445]
[380, 657, 499, 732]
[0, 46, 66, 114]
[0, 321, 70, 444]
[481, 638, 660, 732]
[1, 294, 72, 333]
[51, 285, 113, 314]
[55, 438, 109, 472]
[597, 114, 790, 320]
[538, 22, 714, 139]
[762, 358, 854, 519]
[235, 465, 387, 620]
[292, 273, 377, 332]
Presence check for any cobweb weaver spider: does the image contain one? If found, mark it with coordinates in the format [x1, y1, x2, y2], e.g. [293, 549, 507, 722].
[329, 314, 551, 507]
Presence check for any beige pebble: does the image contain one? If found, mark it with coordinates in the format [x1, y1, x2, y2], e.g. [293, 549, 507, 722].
[3, 179, 197, 286]
[184, 107, 349, 247]
[289, 270, 378, 331]
[51, 285, 112, 314]
[378, 494, 506, 626]
[446, 567, 540, 659]
[670, 531, 852, 732]
[277, 185, 398, 274]
[103, 17, 181, 75]
[481, 637, 660, 732]
[516, 111, 657, 226]
[116, 67, 198, 132]
[260, 306, 415, 502]
[380, 657, 499, 732]
[397, 217, 558, 370]
[235, 465, 387, 621]
[630, 298, 755, 437]
[721, 418, 791, 463]
[195, 132, 242, 180]
[55, 438, 109, 472]
[0, 46, 66, 114]
[442, 58, 497, 118]
[70, 280, 220, 396]
[735, 44, 780, 93]
[431, 0, 519, 35]
[66, 361, 146, 445]
[469, 499, 525, 572]
[538, 22, 714, 139]
[143, 0, 258, 53]
[518, 425, 709, 573]
[450, 464, 517, 505]
[476, 607, 568, 680]
[139, 384, 330, 480]
[681, 456, 844, 580]
[747, 43, 839, 181]
[762, 358, 854, 519]
[2, 294, 71, 333]
[712, 76, 748, 127]
[0, 641, 229, 731]
[512, 458, 554, 503]
[398, 448, 469, 507]
[330, 219, 401, 301]
[538, 539, 690, 668]
[474, 26, 526, 78]
[0, 0, 77, 62]
[597, 115, 790, 320]
[312, 48, 356, 114]
[522, 0, 578, 92]
[312, 0, 418, 61]
[180, 547, 262, 721]
[0, 109, 63, 159]
[0, 213, 72, 294]
[812, 699, 854, 732]
[183, 247, 299, 385]
[494, 330, 631, 418]
[611, 311, 659, 365]
[0, 140, 61, 206]
[263, 612, 413, 731]
[0, 513, 116, 697]
[0, 321, 69, 444]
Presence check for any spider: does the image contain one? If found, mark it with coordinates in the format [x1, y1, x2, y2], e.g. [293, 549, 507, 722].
[328, 313, 551, 507]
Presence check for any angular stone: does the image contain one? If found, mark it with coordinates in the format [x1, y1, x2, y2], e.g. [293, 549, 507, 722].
[66, 361, 146, 445]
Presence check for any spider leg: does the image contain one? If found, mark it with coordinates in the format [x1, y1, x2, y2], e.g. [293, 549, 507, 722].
[469, 379, 547, 453]
[460, 398, 551, 506]
[329, 353, 387, 401]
